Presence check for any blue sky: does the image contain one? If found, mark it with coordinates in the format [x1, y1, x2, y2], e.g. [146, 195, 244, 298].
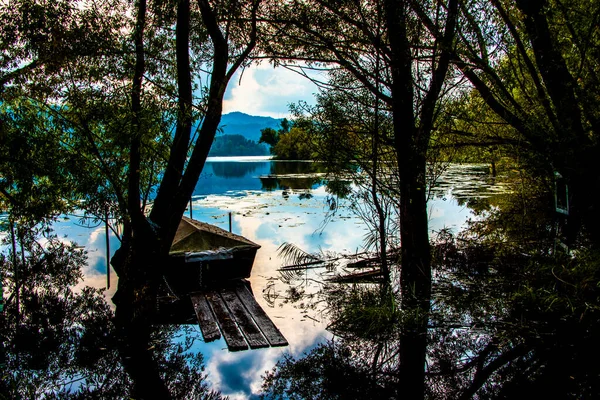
[222, 63, 323, 118]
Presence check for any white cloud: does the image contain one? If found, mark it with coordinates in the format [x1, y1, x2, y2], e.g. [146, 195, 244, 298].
[223, 63, 322, 118]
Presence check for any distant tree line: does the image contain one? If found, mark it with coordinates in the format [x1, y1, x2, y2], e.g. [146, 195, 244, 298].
[209, 134, 269, 156]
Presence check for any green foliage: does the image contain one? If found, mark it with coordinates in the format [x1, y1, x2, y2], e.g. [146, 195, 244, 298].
[0, 0, 133, 224]
[261, 341, 394, 400]
[290, 79, 394, 172]
[259, 127, 279, 148]
[272, 127, 314, 160]
[427, 174, 600, 397]
[210, 134, 269, 156]
[325, 179, 353, 199]
[453, 0, 600, 237]
[0, 98, 105, 223]
[326, 285, 400, 342]
[0, 0, 127, 95]
[259, 118, 315, 159]
[279, 118, 291, 134]
[432, 92, 522, 169]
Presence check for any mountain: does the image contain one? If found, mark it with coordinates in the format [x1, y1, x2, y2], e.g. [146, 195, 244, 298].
[217, 112, 283, 143]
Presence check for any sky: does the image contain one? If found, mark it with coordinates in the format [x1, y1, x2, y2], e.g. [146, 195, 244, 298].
[222, 63, 323, 118]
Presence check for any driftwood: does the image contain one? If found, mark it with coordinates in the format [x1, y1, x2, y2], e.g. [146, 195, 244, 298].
[278, 260, 329, 271]
[326, 269, 384, 283]
[278, 248, 400, 272]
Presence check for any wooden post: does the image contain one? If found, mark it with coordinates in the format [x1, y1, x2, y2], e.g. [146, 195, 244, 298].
[190, 198, 193, 219]
[229, 212, 232, 232]
[10, 221, 19, 318]
[105, 212, 110, 290]
[10, 220, 20, 367]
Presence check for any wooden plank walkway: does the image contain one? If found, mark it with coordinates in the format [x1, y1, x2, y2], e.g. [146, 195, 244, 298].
[190, 281, 288, 352]
[205, 290, 248, 351]
[191, 294, 221, 342]
[233, 283, 288, 347]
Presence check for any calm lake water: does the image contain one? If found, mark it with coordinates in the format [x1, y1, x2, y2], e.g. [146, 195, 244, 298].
[31, 157, 507, 399]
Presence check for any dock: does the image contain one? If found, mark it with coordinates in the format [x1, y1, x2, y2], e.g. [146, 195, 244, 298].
[190, 281, 288, 352]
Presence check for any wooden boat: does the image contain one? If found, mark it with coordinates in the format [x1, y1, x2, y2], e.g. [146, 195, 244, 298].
[164, 216, 261, 295]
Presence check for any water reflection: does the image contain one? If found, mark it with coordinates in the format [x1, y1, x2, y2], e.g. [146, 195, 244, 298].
[184, 163, 482, 398]
[262, 168, 600, 399]
[259, 176, 324, 191]
[210, 161, 263, 178]
[428, 163, 512, 203]
[0, 234, 223, 399]
[196, 158, 327, 195]
[2, 160, 507, 399]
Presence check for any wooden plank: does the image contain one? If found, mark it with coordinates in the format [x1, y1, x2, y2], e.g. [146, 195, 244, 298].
[190, 293, 221, 342]
[220, 288, 269, 349]
[205, 291, 248, 351]
[233, 283, 288, 347]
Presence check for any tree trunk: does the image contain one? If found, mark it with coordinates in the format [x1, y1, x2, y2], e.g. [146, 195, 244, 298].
[110, 0, 173, 397]
[397, 151, 432, 399]
[117, 315, 172, 399]
[385, 0, 432, 398]
[149, 0, 231, 250]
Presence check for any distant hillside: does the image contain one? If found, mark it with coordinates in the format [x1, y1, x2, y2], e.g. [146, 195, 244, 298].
[217, 112, 283, 142]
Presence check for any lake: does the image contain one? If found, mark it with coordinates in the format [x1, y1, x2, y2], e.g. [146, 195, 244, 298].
[6, 157, 507, 399]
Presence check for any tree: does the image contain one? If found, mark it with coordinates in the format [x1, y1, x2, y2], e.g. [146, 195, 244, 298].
[109, 0, 260, 396]
[2, 0, 261, 395]
[262, 0, 459, 396]
[0, 229, 224, 399]
[259, 127, 279, 148]
[209, 134, 269, 156]
[272, 127, 313, 159]
[261, 341, 394, 399]
[258, 118, 293, 155]
[443, 0, 600, 241]
[0, 0, 129, 224]
[0, 0, 125, 92]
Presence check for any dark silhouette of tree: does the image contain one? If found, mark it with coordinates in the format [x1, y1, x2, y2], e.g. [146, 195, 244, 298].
[440, 0, 600, 242]
[2, 0, 260, 394]
[262, 170, 600, 398]
[262, 0, 459, 396]
[0, 229, 224, 399]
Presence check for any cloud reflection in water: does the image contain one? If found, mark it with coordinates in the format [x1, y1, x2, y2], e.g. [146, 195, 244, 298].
[56, 161, 479, 399]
